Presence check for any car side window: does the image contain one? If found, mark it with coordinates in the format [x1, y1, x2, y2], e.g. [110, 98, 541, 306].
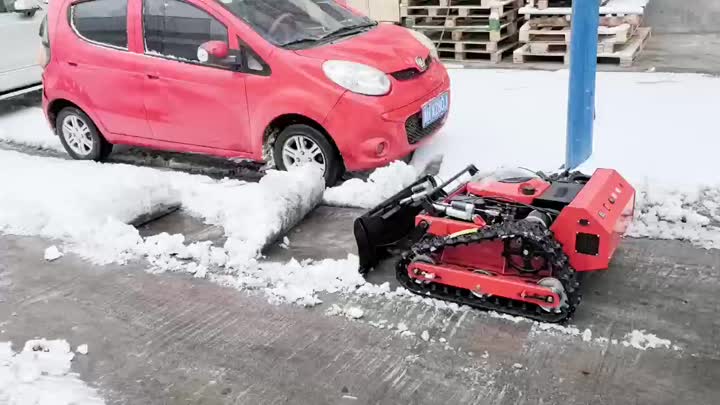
[143, 0, 228, 63]
[71, 0, 128, 49]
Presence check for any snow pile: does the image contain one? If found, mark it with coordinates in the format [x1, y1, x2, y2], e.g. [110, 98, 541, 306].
[0, 149, 324, 268]
[0, 339, 104, 404]
[0, 108, 64, 153]
[622, 330, 672, 350]
[628, 184, 720, 249]
[323, 160, 419, 208]
[44, 245, 63, 261]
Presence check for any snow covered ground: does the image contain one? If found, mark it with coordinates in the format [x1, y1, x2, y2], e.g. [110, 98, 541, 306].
[0, 339, 104, 404]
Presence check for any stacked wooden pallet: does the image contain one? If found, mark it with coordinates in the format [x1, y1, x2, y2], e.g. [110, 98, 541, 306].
[400, 0, 525, 63]
[513, 0, 651, 67]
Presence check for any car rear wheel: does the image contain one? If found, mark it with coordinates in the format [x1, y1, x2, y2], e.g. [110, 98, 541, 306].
[56, 107, 113, 161]
[273, 124, 343, 186]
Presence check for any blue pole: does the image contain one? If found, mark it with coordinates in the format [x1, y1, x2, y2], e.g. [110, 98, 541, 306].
[566, 0, 601, 170]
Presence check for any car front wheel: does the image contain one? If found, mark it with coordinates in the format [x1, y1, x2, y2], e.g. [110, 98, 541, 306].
[273, 124, 342, 186]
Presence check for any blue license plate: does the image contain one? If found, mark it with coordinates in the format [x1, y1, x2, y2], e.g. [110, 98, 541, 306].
[421, 91, 449, 128]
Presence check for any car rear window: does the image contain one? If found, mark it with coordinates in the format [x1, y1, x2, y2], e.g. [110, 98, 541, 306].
[71, 0, 128, 49]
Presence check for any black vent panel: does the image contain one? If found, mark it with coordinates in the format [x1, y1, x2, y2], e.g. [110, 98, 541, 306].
[576, 233, 600, 256]
[391, 56, 433, 81]
[405, 110, 446, 144]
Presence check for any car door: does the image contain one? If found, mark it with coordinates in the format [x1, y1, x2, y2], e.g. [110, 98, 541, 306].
[0, 2, 45, 93]
[62, 0, 152, 139]
[141, 0, 250, 154]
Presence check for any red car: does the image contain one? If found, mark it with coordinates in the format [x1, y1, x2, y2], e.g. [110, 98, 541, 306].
[39, 0, 450, 185]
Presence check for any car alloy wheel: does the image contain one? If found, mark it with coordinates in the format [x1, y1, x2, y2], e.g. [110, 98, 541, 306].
[61, 115, 94, 157]
[281, 135, 327, 174]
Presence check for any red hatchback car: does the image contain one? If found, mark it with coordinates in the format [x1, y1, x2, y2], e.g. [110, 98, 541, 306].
[40, 0, 450, 185]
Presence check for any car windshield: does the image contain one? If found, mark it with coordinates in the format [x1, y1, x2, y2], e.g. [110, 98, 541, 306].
[215, 0, 375, 47]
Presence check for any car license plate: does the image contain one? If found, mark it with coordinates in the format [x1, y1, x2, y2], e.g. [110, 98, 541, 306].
[421, 91, 449, 128]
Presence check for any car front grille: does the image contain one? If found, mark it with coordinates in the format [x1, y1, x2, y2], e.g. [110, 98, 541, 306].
[391, 55, 433, 81]
[405, 110, 446, 145]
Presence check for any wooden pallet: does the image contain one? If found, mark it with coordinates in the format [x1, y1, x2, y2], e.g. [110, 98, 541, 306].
[519, 22, 636, 44]
[401, 0, 523, 18]
[420, 22, 518, 42]
[524, 14, 643, 29]
[402, 8, 519, 30]
[525, 0, 609, 10]
[401, 0, 521, 8]
[436, 33, 518, 53]
[438, 39, 517, 63]
[408, 19, 518, 41]
[513, 27, 651, 66]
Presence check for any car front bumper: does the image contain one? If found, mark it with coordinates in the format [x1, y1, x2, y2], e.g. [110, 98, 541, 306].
[323, 68, 451, 172]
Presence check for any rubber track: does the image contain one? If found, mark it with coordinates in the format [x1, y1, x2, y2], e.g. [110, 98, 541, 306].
[396, 221, 582, 324]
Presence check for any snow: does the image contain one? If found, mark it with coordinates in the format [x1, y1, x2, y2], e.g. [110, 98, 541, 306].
[323, 160, 419, 208]
[622, 330, 672, 350]
[0, 339, 104, 404]
[0, 108, 64, 153]
[581, 329, 593, 342]
[44, 245, 63, 261]
[420, 330, 430, 341]
[325, 304, 364, 319]
[76, 344, 88, 355]
[512, 363, 523, 369]
[414, 69, 720, 250]
[0, 149, 324, 268]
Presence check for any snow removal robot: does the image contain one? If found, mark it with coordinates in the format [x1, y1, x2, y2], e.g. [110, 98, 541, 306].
[354, 165, 635, 323]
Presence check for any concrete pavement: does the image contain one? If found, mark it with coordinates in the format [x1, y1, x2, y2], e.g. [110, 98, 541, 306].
[1, 204, 719, 404]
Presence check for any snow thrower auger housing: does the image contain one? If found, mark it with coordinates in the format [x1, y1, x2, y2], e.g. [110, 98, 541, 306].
[354, 165, 635, 323]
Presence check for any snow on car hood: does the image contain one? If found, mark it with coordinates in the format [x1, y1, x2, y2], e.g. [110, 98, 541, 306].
[295, 23, 430, 73]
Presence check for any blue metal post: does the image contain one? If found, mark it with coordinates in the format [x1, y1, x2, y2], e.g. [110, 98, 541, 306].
[566, 0, 601, 170]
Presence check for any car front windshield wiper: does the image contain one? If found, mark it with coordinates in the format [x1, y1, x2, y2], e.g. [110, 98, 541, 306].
[280, 37, 323, 48]
[319, 22, 378, 41]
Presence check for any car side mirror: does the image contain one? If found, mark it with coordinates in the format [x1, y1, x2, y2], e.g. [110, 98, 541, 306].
[197, 41, 229, 63]
[11, 0, 41, 15]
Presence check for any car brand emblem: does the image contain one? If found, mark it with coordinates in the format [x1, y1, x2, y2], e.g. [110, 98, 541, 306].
[416, 56, 427, 71]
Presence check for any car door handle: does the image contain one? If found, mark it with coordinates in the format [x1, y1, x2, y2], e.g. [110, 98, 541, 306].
[147, 74, 159, 80]
[67, 62, 78, 67]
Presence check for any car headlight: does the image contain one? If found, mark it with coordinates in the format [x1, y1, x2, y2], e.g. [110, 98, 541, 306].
[407, 28, 439, 59]
[322, 60, 391, 96]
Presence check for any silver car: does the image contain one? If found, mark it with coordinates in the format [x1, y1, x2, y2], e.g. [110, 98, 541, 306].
[0, 0, 47, 100]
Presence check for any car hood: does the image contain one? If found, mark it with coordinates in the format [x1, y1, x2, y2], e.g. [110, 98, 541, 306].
[295, 24, 430, 73]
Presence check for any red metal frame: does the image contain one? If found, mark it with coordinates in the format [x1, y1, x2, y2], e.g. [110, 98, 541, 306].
[407, 262, 562, 309]
[404, 169, 636, 307]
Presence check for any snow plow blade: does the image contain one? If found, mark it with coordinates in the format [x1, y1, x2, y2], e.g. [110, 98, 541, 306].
[353, 165, 480, 273]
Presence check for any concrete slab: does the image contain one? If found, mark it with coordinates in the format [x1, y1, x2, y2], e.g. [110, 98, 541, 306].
[1, 225, 719, 404]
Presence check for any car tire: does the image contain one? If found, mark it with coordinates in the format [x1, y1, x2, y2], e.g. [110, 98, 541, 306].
[56, 107, 113, 161]
[273, 124, 343, 187]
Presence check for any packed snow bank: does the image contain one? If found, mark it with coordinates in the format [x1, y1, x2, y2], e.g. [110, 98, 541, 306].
[415, 69, 720, 249]
[323, 161, 419, 208]
[0, 149, 324, 267]
[0, 107, 63, 152]
[0, 339, 104, 404]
